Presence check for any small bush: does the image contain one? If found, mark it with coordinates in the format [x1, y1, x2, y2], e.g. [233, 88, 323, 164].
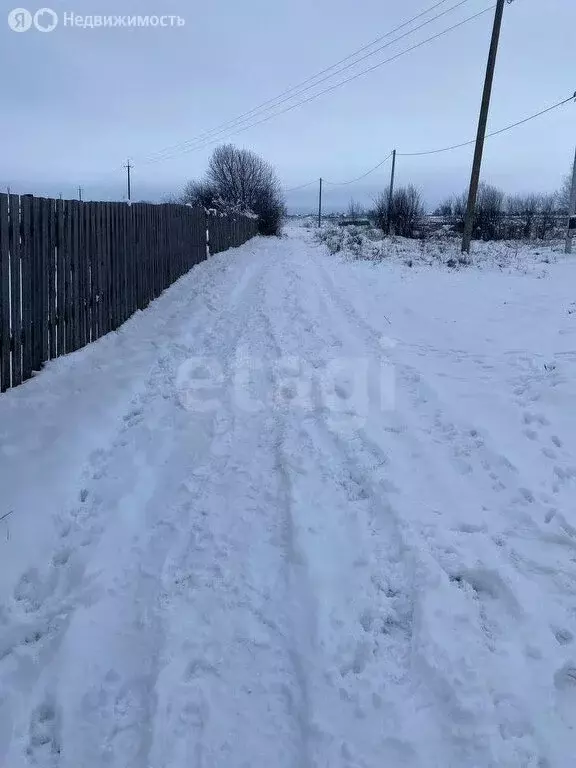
[373, 185, 425, 238]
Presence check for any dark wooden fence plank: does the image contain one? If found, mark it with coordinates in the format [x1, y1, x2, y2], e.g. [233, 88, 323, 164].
[117, 203, 124, 324]
[134, 205, 142, 310]
[105, 202, 114, 333]
[64, 200, 74, 354]
[35, 196, 50, 370]
[124, 204, 133, 319]
[70, 200, 81, 351]
[85, 203, 93, 342]
[47, 198, 57, 360]
[145, 204, 152, 305]
[78, 201, 88, 346]
[97, 203, 105, 337]
[40, 198, 50, 366]
[78, 201, 88, 348]
[88, 202, 97, 342]
[90, 203, 101, 342]
[29, 196, 42, 372]
[116, 203, 123, 321]
[55, 199, 65, 357]
[118, 204, 127, 324]
[107, 203, 115, 329]
[109, 203, 118, 329]
[20, 196, 33, 381]
[9, 194, 22, 387]
[123, 203, 130, 320]
[100, 202, 110, 336]
[0, 195, 10, 392]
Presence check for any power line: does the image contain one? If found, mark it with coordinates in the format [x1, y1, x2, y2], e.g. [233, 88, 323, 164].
[145, 0, 478, 164]
[324, 153, 393, 186]
[141, 0, 475, 165]
[283, 93, 575, 192]
[146, 5, 495, 165]
[398, 92, 575, 156]
[285, 155, 393, 194]
[284, 179, 319, 193]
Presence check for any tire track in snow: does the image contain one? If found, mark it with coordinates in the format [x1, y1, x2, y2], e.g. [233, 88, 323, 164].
[144, 255, 313, 768]
[1, 248, 306, 768]
[307, 245, 576, 765]
[261, 242, 473, 766]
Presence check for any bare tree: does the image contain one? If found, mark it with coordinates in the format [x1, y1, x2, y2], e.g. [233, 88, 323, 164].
[347, 199, 364, 219]
[536, 194, 557, 240]
[433, 200, 453, 217]
[452, 192, 469, 231]
[372, 192, 389, 232]
[558, 173, 572, 214]
[507, 193, 539, 239]
[475, 183, 505, 240]
[389, 185, 425, 238]
[206, 145, 285, 234]
[182, 145, 286, 235]
[180, 180, 217, 209]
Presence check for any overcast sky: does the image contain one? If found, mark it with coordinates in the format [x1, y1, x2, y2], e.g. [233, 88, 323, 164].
[1, 0, 574, 212]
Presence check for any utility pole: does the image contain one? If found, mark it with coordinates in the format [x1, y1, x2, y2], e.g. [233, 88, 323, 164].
[565, 146, 576, 255]
[387, 149, 397, 236]
[78, 186, 83, 201]
[124, 159, 133, 202]
[462, 0, 509, 254]
[318, 177, 323, 227]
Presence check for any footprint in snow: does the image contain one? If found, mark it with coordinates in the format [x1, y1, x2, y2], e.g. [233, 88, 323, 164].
[26, 698, 62, 765]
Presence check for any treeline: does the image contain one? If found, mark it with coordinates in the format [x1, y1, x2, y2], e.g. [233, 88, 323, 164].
[344, 169, 571, 241]
[433, 184, 563, 241]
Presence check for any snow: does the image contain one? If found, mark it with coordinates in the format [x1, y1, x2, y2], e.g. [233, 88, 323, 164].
[315, 221, 567, 274]
[1, 225, 576, 767]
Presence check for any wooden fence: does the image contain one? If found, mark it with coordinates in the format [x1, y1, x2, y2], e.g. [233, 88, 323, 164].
[0, 195, 258, 393]
[208, 213, 257, 254]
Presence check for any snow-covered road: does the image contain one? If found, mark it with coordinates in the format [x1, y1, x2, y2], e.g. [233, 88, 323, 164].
[1, 228, 576, 767]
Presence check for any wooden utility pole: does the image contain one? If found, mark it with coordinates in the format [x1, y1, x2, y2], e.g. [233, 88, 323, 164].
[124, 159, 133, 202]
[318, 177, 323, 227]
[462, 0, 509, 253]
[565, 147, 576, 254]
[387, 149, 397, 235]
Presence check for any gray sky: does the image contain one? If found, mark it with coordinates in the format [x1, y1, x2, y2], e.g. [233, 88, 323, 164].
[1, 0, 574, 212]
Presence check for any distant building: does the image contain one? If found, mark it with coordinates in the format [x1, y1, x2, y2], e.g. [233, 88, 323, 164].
[339, 217, 371, 227]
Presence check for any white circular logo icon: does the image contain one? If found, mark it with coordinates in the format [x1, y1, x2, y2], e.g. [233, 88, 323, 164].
[34, 7, 58, 32]
[8, 8, 32, 31]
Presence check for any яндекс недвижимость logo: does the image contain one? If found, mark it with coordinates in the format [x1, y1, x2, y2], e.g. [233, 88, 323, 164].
[8, 7, 58, 31]
[7, 8, 185, 30]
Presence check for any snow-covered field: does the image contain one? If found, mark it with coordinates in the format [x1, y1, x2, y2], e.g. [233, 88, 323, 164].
[1, 225, 576, 767]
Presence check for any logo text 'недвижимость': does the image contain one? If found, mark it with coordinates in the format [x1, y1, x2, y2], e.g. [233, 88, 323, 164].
[7, 8, 185, 31]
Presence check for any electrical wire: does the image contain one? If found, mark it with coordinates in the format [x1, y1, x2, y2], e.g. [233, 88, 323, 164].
[141, 0, 474, 164]
[284, 93, 575, 192]
[284, 179, 319, 192]
[324, 153, 393, 185]
[146, 5, 495, 165]
[398, 92, 575, 156]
